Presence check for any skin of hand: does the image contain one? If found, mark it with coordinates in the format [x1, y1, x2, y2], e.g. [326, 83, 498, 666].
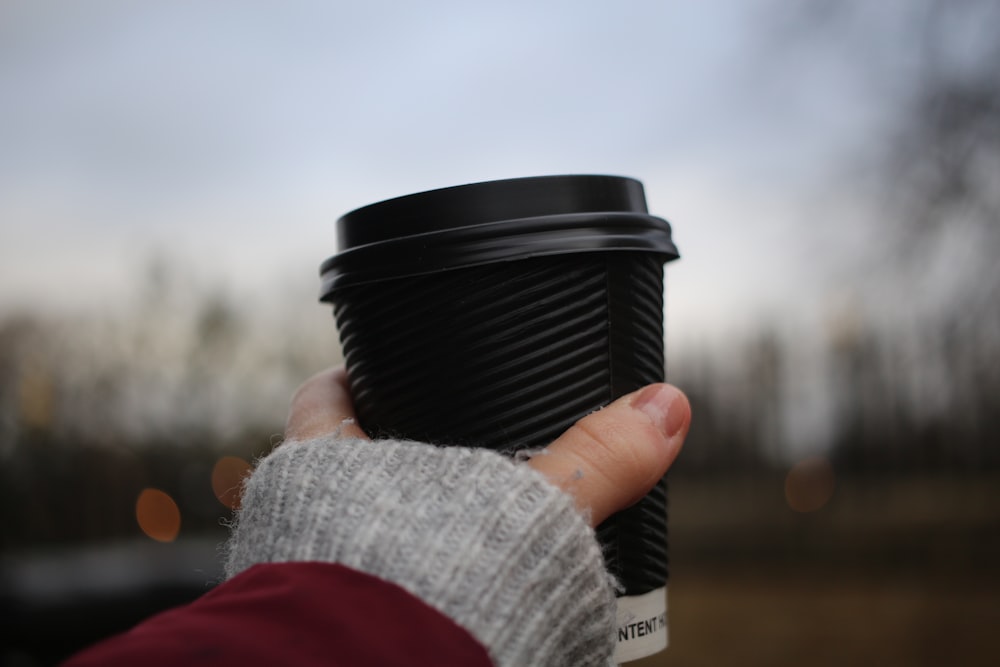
[285, 367, 691, 527]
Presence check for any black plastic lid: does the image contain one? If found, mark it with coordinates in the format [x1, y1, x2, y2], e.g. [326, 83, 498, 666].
[320, 174, 679, 298]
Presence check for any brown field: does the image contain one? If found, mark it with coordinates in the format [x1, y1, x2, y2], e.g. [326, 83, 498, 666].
[626, 473, 1000, 667]
[641, 566, 1000, 667]
[5, 472, 997, 666]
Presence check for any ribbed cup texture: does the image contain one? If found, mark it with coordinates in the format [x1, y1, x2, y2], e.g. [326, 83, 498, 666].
[331, 252, 668, 594]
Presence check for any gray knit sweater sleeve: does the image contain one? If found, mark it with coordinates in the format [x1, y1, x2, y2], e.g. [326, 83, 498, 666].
[224, 436, 617, 667]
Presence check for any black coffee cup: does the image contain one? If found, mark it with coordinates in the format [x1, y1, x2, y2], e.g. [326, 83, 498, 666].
[319, 174, 679, 662]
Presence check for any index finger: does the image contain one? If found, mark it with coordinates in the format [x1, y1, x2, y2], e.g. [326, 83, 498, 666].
[285, 367, 369, 441]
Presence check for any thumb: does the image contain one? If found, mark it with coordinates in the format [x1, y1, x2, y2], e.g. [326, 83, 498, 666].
[527, 384, 690, 526]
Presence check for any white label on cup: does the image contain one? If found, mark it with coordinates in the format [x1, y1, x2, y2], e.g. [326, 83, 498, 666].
[613, 586, 668, 664]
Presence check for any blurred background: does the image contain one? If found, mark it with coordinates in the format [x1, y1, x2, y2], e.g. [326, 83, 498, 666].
[1, 0, 998, 665]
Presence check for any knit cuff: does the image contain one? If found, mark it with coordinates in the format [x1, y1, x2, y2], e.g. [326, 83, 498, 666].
[225, 437, 617, 667]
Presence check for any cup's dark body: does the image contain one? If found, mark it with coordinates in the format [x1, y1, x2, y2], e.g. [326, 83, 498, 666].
[320, 175, 679, 661]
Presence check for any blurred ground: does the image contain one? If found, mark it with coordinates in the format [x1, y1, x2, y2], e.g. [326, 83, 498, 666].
[660, 564, 999, 667]
[637, 473, 1000, 667]
[4, 472, 997, 666]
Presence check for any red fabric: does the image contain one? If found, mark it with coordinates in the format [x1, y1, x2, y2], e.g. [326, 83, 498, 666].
[64, 562, 494, 667]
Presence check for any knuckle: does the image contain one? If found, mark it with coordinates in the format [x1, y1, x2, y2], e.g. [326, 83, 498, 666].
[571, 413, 650, 490]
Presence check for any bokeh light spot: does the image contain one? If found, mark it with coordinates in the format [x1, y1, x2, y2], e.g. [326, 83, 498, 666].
[135, 488, 181, 542]
[785, 456, 836, 513]
[212, 456, 251, 509]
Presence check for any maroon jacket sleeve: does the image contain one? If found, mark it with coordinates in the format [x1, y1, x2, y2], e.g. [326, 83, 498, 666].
[64, 562, 494, 667]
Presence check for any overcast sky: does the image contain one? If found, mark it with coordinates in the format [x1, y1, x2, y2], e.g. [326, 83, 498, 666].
[0, 0, 928, 342]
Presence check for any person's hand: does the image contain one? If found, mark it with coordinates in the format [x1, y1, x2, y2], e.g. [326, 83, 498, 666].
[285, 367, 690, 527]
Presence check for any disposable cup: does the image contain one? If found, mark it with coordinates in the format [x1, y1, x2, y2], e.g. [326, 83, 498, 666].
[320, 174, 680, 662]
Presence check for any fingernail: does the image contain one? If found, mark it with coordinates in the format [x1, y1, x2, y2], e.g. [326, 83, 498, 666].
[633, 384, 686, 438]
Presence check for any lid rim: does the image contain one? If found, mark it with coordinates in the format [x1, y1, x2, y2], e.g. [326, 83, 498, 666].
[320, 211, 679, 298]
[320, 246, 679, 301]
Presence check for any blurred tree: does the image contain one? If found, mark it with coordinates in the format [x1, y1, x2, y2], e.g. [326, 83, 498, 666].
[887, 0, 1000, 469]
[788, 0, 1000, 471]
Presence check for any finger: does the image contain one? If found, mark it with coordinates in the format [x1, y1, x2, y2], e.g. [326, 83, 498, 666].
[527, 383, 690, 526]
[285, 366, 368, 441]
